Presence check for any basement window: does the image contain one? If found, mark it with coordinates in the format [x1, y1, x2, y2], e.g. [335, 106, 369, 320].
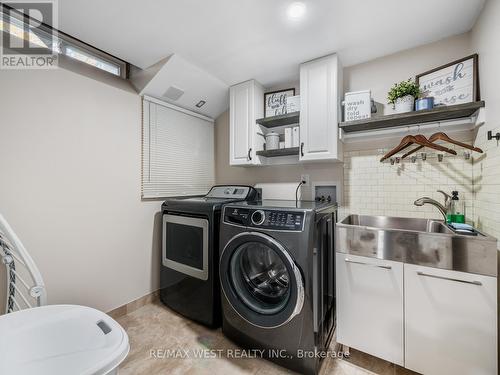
[64, 46, 121, 76]
[142, 97, 215, 198]
[0, 5, 127, 78]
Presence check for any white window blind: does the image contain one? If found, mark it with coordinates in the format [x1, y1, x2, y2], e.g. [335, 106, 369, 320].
[142, 97, 215, 198]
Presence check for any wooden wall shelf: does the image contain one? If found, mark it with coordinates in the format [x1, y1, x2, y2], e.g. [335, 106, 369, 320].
[256, 147, 299, 157]
[256, 112, 300, 128]
[339, 101, 485, 133]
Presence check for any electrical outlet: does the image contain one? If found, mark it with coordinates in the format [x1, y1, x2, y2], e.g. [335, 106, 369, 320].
[300, 174, 310, 186]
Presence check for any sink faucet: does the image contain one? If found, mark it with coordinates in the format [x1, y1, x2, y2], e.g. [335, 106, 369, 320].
[437, 190, 452, 212]
[414, 191, 449, 221]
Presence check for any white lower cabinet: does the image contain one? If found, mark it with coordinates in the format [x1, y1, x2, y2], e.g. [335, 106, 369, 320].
[336, 256, 497, 374]
[404, 264, 497, 375]
[336, 253, 404, 365]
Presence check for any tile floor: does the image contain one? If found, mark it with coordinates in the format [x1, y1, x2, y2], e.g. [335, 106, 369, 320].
[117, 300, 418, 375]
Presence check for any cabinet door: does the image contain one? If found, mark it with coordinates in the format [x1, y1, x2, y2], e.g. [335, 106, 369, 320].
[229, 81, 252, 165]
[299, 54, 342, 162]
[405, 264, 497, 375]
[229, 80, 263, 166]
[336, 253, 404, 365]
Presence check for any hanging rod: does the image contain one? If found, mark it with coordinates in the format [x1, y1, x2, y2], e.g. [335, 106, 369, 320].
[342, 116, 480, 143]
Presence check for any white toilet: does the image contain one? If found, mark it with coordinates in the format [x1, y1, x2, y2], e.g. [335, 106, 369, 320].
[0, 214, 130, 375]
[0, 305, 129, 375]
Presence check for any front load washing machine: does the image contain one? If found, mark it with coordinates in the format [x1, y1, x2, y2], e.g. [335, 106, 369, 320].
[219, 200, 336, 375]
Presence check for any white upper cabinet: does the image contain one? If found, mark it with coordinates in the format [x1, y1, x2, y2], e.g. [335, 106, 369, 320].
[404, 264, 497, 375]
[229, 55, 344, 166]
[229, 80, 264, 166]
[299, 54, 343, 162]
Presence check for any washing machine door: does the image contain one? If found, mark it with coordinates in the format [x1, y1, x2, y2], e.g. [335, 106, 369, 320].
[220, 232, 304, 328]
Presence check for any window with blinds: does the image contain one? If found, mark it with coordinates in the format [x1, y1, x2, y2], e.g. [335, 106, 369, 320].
[142, 97, 215, 198]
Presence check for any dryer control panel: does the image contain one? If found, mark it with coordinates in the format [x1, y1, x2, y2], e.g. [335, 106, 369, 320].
[224, 207, 304, 231]
[205, 185, 255, 199]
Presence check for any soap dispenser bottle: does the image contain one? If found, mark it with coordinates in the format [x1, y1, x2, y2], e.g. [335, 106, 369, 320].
[448, 191, 465, 224]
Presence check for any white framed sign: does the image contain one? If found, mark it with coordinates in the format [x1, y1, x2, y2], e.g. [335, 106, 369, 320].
[416, 54, 479, 106]
[344, 90, 371, 121]
[264, 88, 295, 117]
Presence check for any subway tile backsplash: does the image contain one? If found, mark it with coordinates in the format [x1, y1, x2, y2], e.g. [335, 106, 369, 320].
[341, 146, 474, 222]
[472, 124, 500, 241]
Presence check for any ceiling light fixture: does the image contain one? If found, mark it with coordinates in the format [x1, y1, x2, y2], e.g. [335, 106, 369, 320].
[287, 2, 306, 20]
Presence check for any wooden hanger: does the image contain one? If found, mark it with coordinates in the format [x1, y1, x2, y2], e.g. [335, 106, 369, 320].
[380, 135, 414, 162]
[402, 132, 483, 159]
[380, 134, 456, 162]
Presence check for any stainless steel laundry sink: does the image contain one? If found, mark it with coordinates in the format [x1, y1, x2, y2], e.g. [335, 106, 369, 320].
[341, 215, 454, 234]
[336, 214, 497, 276]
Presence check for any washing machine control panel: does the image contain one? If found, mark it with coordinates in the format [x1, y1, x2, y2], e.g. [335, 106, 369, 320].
[224, 207, 304, 231]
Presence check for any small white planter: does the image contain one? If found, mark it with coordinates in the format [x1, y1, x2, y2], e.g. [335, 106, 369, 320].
[394, 95, 415, 113]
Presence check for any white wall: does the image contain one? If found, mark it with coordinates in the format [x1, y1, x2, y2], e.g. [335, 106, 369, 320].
[0, 61, 162, 313]
[470, 0, 500, 241]
[343, 33, 472, 115]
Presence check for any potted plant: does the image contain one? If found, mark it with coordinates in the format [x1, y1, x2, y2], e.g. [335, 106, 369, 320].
[387, 79, 421, 113]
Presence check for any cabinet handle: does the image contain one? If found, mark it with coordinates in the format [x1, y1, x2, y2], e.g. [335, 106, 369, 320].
[416, 271, 482, 286]
[247, 148, 252, 161]
[344, 258, 392, 270]
[300, 142, 304, 157]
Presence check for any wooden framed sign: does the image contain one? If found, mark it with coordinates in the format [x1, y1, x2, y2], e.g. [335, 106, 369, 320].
[416, 54, 479, 106]
[264, 88, 295, 117]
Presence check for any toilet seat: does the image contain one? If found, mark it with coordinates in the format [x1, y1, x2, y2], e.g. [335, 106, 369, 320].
[0, 304, 130, 375]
